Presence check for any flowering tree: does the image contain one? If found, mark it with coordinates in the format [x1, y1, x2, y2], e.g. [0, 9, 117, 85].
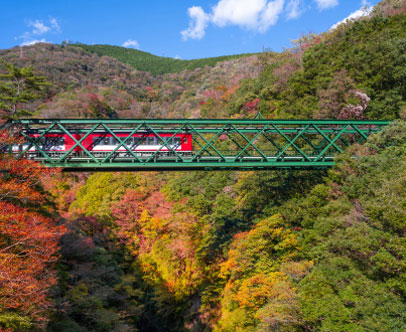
[316, 70, 369, 119]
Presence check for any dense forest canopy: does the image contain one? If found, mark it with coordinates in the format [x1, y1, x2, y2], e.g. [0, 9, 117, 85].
[1, 0, 406, 331]
[74, 44, 255, 76]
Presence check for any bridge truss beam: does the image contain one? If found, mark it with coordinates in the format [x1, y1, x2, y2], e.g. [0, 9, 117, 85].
[4, 119, 389, 171]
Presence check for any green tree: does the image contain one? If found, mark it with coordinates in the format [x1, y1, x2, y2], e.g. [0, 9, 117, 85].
[0, 59, 49, 118]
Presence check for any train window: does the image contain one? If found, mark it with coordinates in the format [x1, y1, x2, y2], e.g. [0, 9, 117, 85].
[173, 137, 181, 145]
[38, 137, 65, 146]
[134, 137, 146, 145]
[34, 136, 64, 150]
[122, 137, 132, 145]
[92, 137, 117, 145]
[109, 137, 119, 145]
[93, 137, 103, 146]
[184, 137, 188, 144]
[147, 137, 156, 145]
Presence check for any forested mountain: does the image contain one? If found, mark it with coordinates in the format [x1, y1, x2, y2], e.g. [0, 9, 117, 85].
[75, 44, 255, 75]
[1, 0, 406, 331]
[0, 43, 259, 119]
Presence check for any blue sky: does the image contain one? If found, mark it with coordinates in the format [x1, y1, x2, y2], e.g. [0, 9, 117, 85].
[0, 0, 381, 59]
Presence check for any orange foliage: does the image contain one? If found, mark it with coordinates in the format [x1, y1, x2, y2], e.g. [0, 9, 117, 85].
[221, 85, 239, 102]
[233, 273, 286, 309]
[0, 203, 64, 316]
[145, 86, 159, 100]
[220, 215, 299, 279]
[0, 130, 65, 328]
[111, 188, 146, 253]
[45, 173, 87, 217]
[110, 185, 208, 298]
[0, 157, 54, 203]
[212, 215, 307, 330]
[144, 191, 173, 219]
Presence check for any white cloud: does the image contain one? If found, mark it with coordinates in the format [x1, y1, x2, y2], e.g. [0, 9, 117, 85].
[212, 0, 268, 28]
[286, 0, 304, 19]
[181, 6, 210, 40]
[122, 39, 140, 48]
[17, 17, 61, 46]
[28, 20, 50, 35]
[330, 2, 373, 30]
[315, 0, 338, 10]
[21, 39, 47, 46]
[181, 0, 285, 40]
[259, 0, 285, 32]
[50, 17, 61, 32]
[174, 55, 182, 59]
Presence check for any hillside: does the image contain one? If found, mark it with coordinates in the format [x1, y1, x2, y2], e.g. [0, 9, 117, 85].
[0, 43, 259, 118]
[74, 44, 255, 75]
[201, 12, 406, 121]
[1, 1, 406, 332]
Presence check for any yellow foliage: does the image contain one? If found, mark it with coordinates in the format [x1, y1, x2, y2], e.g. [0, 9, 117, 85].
[280, 260, 313, 281]
[214, 214, 304, 331]
[234, 272, 286, 309]
[215, 271, 300, 332]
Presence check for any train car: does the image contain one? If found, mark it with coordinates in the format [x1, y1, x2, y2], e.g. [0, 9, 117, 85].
[13, 132, 192, 158]
[81, 133, 192, 156]
[12, 133, 81, 154]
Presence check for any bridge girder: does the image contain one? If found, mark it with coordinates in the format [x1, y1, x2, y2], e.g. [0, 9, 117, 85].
[4, 119, 390, 171]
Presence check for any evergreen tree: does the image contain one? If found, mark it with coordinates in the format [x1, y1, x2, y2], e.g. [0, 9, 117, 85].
[0, 59, 49, 118]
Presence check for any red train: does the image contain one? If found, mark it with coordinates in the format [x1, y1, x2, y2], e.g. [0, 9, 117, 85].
[12, 132, 192, 156]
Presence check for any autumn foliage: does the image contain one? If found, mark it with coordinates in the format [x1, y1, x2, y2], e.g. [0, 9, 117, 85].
[0, 131, 65, 330]
[1, 3, 406, 331]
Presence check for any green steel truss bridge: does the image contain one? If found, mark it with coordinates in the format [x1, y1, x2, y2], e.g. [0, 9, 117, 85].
[4, 119, 390, 171]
